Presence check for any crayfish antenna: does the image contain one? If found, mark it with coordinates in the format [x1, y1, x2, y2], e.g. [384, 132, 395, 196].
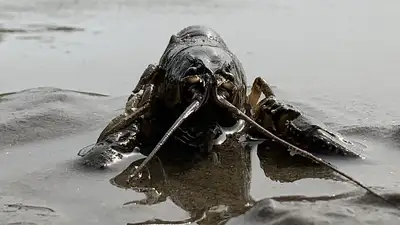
[215, 95, 400, 211]
[126, 98, 203, 184]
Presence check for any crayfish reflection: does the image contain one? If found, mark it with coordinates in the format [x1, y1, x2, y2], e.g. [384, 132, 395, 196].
[110, 136, 340, 225]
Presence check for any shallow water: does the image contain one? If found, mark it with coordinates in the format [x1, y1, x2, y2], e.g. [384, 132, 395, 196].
[1, 0, 400, 224]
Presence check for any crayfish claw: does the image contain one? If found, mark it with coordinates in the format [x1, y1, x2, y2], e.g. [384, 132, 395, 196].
[247, 77, 363, 158]
[285, 116, 363, 157]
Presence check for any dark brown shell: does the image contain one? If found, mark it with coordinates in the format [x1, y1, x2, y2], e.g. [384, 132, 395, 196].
[158, 25, 247, 111]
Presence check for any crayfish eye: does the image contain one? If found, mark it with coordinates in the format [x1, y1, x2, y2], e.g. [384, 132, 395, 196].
[184, 66, 197, 76]
[224, 73, 235, 82]
[183, 66, 199, 77]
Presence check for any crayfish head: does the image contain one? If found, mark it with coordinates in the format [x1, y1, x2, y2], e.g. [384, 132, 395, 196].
[179, 61, 246, 111]
[175, 64, 247, 134]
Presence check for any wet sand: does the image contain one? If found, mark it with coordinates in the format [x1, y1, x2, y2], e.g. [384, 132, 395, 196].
[2, 0, 400, 224]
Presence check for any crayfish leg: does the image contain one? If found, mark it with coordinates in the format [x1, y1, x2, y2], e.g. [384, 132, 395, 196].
[246, 77, 275, 110]
[131, 64, 159, 94]
[97, 87, 153, 143]
[246, 77, 278, 133]
[96, 65, 160, 143]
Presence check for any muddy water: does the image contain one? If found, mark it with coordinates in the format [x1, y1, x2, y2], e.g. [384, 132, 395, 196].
[1, 0, 400, 224]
